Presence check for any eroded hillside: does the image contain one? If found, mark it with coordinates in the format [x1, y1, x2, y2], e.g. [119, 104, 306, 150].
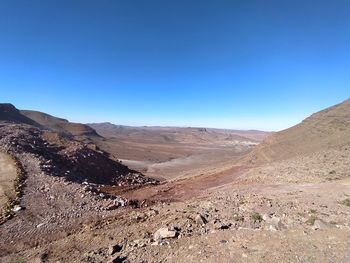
[245, 98, 350, 164]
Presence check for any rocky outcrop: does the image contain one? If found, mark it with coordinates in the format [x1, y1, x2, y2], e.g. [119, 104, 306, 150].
[0, 123, 157, 185]
[0, 104, 40, 127]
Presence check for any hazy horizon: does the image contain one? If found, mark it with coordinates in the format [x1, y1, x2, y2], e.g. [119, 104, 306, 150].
[5, 98, 348, 132]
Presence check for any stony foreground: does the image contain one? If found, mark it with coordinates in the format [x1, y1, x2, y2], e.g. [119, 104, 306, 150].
[1, 169, 350, 262]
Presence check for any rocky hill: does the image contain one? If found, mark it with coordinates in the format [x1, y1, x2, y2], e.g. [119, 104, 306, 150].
[0, 104, 156, 186]
[0, 104, 41, 127]
[21, 110, 99, 138]
[245, 98, 350, 164]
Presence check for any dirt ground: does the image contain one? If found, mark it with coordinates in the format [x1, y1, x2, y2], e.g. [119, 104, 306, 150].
[92, 131, 258, 181]
[0, 152, 17, 217]
[1, 142, 350, 263]
[2, 168, 350, 263]
[1, 101, 350, 263]
[0, 122, 349, 263]
[122, 147, 249, 181]
[115, 165, 247, 202]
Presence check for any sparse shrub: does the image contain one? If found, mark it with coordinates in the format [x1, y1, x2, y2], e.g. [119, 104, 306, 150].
[341, 198, 350, 207]
[297, 212, 305, 217]
[310, 209, 317, 214]
[250, 212, 263, 223]
[306, 215, 318, 225]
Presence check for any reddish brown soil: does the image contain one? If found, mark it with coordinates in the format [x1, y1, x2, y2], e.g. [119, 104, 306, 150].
[106, 165, 247, 202]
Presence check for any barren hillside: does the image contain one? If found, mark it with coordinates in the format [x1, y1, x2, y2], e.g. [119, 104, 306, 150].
[0, 104, 41, 127]
[245, 98, 350, 164]
[21, 110, 99, 138]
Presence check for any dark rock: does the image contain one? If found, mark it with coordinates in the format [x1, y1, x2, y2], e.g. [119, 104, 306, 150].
[108, 244, 123, 255]
[213, 219, 232, 230]
[108, 255, 128, 263]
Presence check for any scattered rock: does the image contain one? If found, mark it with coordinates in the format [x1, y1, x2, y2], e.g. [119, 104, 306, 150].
[12, 205, 23, 212]
[40, 252, 49, 262]
[108, 255, 128, 263]
[153, 227, 177, 241]
[152, 240, 170, 246]
[213, 219, 232, 230]
[312, 219, 329, 230]
[268, 225, 277, 231]
[130, 239, 149, 248]
[195, 214, 207, 225]
[146, 209, 159, 217]
[263, 215, 284, 230]
[36, 223, 46, 228]
[108, 244, 123, 255]
[106, 203, 119, 211]
[132, 212, 147, 222]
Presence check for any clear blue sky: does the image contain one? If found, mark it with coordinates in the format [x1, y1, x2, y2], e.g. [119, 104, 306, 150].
[0, 0, 349, 131]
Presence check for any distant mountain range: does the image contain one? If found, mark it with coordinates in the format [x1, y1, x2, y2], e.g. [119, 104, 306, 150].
[87, 122, 271, 143]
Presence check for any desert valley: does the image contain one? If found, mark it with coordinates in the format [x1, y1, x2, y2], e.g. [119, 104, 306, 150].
[0, 99, 349, 262]
[2, 1, 350, 262]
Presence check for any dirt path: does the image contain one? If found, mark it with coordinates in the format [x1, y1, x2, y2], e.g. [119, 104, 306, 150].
[116, 165, 247, 202]
[0, 152, 17, 215]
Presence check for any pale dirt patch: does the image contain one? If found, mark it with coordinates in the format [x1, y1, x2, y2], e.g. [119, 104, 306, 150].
[0, 152, 17, 215]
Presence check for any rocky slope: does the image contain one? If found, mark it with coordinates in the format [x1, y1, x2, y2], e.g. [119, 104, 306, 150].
[0, 103, 41, 127]
[21, 109, 100, 138]
[0, 104, 158, 228]
[0, 104, 159, 259]
[0, 124, 154, 186]
[0, 104, 156, 185]
[245, 98, 350, 164]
